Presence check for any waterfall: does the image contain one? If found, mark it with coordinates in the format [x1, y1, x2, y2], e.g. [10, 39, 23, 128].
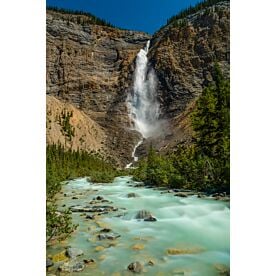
[127, 40, 160, 139]
[126, 40, 160, 168]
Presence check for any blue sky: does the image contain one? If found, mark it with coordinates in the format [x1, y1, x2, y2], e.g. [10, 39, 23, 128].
[46, 0, 200, 34]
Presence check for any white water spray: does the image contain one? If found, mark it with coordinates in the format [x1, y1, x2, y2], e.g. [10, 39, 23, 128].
[126, 40, 160, 168]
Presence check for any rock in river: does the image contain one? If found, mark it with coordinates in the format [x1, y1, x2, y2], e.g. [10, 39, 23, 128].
[127, 261, 143, 273]
[135, 210, 152, 219]
[174, 192, 188, 198]
[144, 215, 157, 222]
[86, 214, 95, 219]
[127, 192, 139, 198]
[59, 261, 85, 272]
[98, 233, 121, 240]
[66, 247, 84, 259]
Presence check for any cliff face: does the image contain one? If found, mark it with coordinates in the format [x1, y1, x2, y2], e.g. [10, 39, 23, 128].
[46, 10, 150, 165]
[46, 1, 230, 165]
[144, 0, 230, 153]
[149, 1, 229, 119]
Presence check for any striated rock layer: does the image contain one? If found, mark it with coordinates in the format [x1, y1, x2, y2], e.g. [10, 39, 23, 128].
[46, 1, 230, 165]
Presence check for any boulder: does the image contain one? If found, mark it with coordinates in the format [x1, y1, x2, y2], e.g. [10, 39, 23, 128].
[58, 261, 85, 272]
[66, 247, 84, 259]
[86, 214, 95, 219]
[135, 210, 152, 219]
[144, 215, 157, 222]
[96, 196, 104, 200]
[127, 261, 143, 273]
[98, 233, 121, 240]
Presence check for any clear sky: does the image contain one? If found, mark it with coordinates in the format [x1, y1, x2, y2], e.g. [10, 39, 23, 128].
[46, 0, 200, 34]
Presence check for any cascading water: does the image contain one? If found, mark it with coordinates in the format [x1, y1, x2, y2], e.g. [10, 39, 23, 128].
[127, 40, 160, 138]
[126, 40, 160, 167]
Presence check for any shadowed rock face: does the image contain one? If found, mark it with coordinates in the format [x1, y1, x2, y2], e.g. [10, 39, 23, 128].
[46, 1, 230, 165]
[149, 1, 230, 119]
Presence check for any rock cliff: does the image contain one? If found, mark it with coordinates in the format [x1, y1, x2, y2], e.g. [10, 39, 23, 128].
[47, 10, 150, 165]
[46, 1, 230, 166]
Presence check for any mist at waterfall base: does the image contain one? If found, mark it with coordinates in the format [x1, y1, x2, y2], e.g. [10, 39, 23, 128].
[127, 41, 163, 139]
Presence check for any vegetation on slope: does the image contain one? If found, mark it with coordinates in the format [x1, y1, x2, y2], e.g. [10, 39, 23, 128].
[47, 6, 115, 28]
[166, 0, 229, 25]
[46, 144, 124, 242]
[133, 65, 230, 193]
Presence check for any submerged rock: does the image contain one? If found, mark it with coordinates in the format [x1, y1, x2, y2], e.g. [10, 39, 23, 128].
[127, 192, 139, 198]
[96, 196, 104, 200]
[100, 228, 112, 233]
[66, 247, 84, 259]
[95, 246, 105, 252]
[214, 264, 230, 276]
[174, 192, 188, 198]
[52, 251, 68, 262]
[166, 247, 203, 255]
[134, 183, 144, 187]
[131, 244, 145, 250]
[127, 261, 143, 273]
[58, 261, 85, 272]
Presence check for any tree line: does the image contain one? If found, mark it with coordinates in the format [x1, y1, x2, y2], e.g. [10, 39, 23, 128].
[47, 6, 115, 28]
[166, 0, 229, 26]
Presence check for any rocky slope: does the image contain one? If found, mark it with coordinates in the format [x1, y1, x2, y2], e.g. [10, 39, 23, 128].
[46, 1, 230, 166]
[46, 95, 109, 156]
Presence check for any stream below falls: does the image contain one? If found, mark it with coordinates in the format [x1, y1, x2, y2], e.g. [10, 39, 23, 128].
[47, 176, 230, 275]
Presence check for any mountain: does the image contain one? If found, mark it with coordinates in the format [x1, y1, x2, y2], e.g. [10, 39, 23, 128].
[46, 0, 230, 167]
